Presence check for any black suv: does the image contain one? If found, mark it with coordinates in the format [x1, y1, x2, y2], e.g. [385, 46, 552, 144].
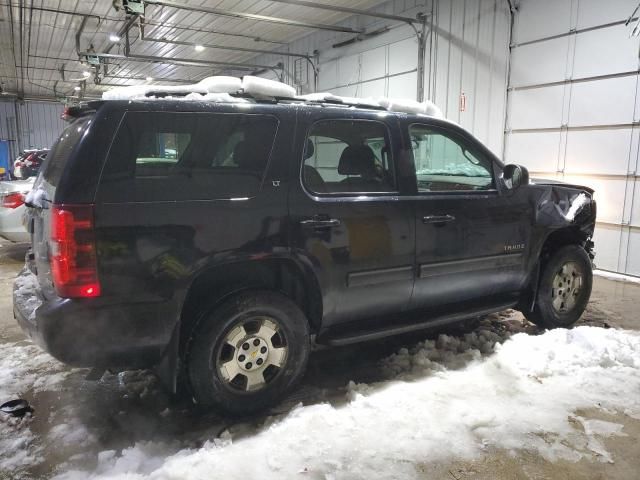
[14, 81, 596, 414]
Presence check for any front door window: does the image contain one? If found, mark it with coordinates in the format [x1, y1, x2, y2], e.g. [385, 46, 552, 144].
[409, 125, 494, 192]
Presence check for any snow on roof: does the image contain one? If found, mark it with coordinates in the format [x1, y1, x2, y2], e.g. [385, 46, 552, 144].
[242, 75, 296, 99]
[295, 92, 443, 117]
[101, 76, 242, 100]
[100, 75, 443, 117]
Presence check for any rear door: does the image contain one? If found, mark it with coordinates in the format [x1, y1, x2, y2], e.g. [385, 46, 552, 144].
[405, 121, 532, 311]
[289, 109, 415, 328]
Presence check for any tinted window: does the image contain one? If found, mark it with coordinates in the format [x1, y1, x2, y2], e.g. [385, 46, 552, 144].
[43, 116, 93, 186]
[100, 112, 278, 201]
[410, 125, 493, 192]
[135, 132, 190, 175]
[302, 120, 396, 194]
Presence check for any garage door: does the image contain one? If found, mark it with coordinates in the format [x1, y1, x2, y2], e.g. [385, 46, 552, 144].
[504, 0, 640, 276]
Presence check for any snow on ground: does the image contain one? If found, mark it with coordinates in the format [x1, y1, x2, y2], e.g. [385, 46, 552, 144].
[0, 341, 70, 472]
[52, 326, 640, 480]
[13, 269, 42, 321]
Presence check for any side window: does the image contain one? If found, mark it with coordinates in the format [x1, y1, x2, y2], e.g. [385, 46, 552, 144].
[410, 124, 494, 192]
[100, 112, 278, 201]
[302, 119, 396, 194]
[135, 132, 190, 176]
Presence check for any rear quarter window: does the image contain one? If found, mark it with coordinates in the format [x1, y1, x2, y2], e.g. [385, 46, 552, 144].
[98, 112, 278, 202]
[42, 116, 93, 186]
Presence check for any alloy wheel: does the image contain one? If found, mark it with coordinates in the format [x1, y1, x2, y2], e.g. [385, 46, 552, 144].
[551, 261, 583, 313]
[216, 317, 288, 392]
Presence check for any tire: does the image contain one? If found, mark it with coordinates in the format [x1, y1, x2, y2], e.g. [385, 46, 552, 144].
[187, 290, 310, 415]
[527, 245, 593, 329]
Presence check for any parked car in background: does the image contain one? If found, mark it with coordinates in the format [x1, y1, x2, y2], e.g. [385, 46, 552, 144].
[14, 149, 48, 179]
[0, 177, 35, 242]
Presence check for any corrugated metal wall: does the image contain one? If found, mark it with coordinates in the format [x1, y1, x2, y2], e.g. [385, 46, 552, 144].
[253, 0, 511, 156]
[0, 100, 65, 161]
[503, 0, 640, 276]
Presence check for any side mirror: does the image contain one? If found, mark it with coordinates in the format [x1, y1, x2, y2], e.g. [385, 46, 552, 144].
[502, 164, 529, 190]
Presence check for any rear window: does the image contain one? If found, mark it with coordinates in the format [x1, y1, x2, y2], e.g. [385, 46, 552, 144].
[42, 116, 93, 186]
[99, 112, 278, 202]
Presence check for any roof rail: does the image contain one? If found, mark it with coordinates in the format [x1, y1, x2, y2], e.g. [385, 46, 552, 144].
[101, 75, 443, 117]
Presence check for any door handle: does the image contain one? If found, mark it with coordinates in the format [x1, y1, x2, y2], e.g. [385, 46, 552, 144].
[300, 217, 341, 229]
[422, 214, 455, 224]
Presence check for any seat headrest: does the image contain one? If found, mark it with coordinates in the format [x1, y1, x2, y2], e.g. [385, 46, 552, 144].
[338, 145, 376, 176]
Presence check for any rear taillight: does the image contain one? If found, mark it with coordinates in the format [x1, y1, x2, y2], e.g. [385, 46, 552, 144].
[50, 204, 101, 298]
[2, 192, 25, 209]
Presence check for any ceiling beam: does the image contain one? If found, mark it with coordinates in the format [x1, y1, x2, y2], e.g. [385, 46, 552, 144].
[265, 0, 424, 24]
[7, 69, 195, 84]
[140, 29, 311, 60]
[0, 3, 104, 23]
[78, 51, 279, 71]
[141, 19, 287, 45]
[144, 0, 364, 34]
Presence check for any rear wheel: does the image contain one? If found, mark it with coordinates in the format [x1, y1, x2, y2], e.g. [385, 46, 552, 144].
[187, 290, 310, 415]
[528, 245, 592, 328]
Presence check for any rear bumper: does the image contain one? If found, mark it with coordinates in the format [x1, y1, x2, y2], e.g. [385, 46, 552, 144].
[13, 267, 176, 368]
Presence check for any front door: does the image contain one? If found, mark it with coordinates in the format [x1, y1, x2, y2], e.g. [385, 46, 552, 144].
[289, 111, 415, 327]
[406, 122, 532, 311]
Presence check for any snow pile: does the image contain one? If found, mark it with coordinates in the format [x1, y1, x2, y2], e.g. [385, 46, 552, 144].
[100, 74, 444, 119]
[416, 162, 490, 178]
[102, 76, 242, 100]
[379, 328, 505, 381]
[101, 75, 298, 101]
[52, 326, 640, 480]
[241, 75, 296, 98]
[24, 185, 47, 208]
[0, 341, 69, 472]
[13, 269, 42, 321]
[377, 96, 443, 117]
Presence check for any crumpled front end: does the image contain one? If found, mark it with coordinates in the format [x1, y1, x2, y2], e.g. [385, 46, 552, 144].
[534, 184, 596, 232]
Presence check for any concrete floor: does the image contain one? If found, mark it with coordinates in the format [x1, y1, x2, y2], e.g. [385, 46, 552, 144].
[0, 240, 639, 479]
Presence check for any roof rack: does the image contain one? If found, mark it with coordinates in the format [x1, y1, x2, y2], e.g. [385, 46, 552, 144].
[101, 75, 443, 117]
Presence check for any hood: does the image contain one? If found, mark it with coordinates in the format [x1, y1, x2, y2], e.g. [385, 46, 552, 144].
[530, 177, 594, 195]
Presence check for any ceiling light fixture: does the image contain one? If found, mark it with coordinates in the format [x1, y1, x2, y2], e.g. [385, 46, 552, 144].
[109, 34, 121, 42]
[74, 86, 81, 91]
[146, 76, 153, 82]
[194, 44, 205, 52]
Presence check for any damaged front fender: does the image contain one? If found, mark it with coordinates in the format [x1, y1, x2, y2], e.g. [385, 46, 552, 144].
[533, 184, 596, 230]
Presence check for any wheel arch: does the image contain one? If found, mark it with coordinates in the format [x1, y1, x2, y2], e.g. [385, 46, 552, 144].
[520, 226, 594, 313]
[178, 257, 323, 357]
[538, 226, 593, 262]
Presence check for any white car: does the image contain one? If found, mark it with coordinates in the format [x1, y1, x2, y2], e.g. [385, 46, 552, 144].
[0, 177, 35, 242]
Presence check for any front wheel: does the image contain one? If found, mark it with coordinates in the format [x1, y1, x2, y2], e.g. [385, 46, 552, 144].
[527, 245, 593, 329]
[187, 290, 310, 415]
